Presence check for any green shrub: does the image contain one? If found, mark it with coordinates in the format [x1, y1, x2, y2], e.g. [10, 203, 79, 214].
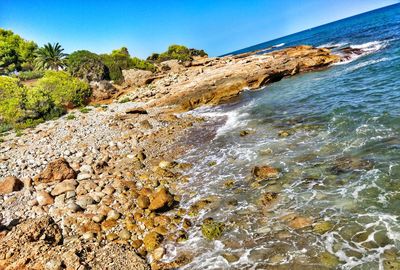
[66, 114, 75, 120]
[79, 107, 91, 114]
[12, 70, 44, 81]
[0, 76, 26, 123]
[119, 97, 130, 103]
[67, 50, 108, 81]
[34, 71, 91, 107]
[0, 29, 38, 74]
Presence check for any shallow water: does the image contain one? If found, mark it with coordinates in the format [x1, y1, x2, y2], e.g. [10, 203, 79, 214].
[167, 4, 400, 269]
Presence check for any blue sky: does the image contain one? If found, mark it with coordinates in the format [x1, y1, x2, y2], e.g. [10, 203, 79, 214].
[0, 0, 398, 58]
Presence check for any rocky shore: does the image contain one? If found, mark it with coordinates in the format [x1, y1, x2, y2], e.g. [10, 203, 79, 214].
[0, 46, 343, 270]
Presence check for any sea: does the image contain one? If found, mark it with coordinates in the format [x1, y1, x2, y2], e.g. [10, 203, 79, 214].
[166, 4, 400, 269]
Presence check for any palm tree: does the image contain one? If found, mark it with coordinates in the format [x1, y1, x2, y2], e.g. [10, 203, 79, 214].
[34, 43, 67, 70]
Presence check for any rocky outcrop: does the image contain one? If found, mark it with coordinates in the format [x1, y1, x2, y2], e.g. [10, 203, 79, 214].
[34, 158, 77, 184]
[90, 80, 118, 101]
[124, 46, 340, 110]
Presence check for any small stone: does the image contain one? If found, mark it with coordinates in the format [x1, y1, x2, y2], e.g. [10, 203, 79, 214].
[106, 232, 118, 241]
[159, 161, 176, 169]
[143, 231, 163, 251]
[152, 247, 165, 261]
[107, 210, 121, 220]
[67, 202, 82, 212]
[36, 191, 54, 206]
[82, 232, 95, 240]
[313, 221, 333, 234]
[80, 164, 93, 174]
[76, 195, 95, 209]
[222, 253, 240, 263]
[92, 214, 106, 223]
[51, 180, 77, 196]
[149, 187, 174, 211]
[77, 173, 91, 181]
[137, 195, 150, 209]
[0, 176, 24, 194]
[119, 229, 131, 240]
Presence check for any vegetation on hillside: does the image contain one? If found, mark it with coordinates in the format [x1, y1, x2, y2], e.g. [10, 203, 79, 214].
[0, 71, 90, 130]
[0, 29, 38, 74]
[147, 44, 207, 62]
[0, 28, 207, 131]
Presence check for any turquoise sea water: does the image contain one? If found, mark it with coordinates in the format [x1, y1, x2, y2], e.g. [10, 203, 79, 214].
[169, 4, 400, 269]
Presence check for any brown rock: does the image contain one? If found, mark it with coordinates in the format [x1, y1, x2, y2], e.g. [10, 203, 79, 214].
[0, 176, 24, 194]
[34, 158, 76, 184]
[149, 187, 174, 211]
[122, 69, 154, 87]
[252, 165, 279, 180]
[137, 195, 150, 209]
[143, 231, 163, 251]
[288, 216, 313, 229]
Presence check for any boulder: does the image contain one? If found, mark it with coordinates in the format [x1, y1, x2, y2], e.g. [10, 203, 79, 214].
[159, 60, 186, 73]
[89, 80, 118, 101]
[34, 158, 77, 184]
[149, 187, 174, 211]
[0, 176, 24, 194]
[122, 69, 154, 87]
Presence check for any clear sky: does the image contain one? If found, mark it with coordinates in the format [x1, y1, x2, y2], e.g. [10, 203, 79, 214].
[0, 0, 398, 58]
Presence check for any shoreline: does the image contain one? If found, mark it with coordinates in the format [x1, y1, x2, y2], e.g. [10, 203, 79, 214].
[0, 45, 348, 269]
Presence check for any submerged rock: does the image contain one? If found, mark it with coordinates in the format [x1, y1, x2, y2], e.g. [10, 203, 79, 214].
[252, 165, 279, 180]
[201, 218, 224, 240]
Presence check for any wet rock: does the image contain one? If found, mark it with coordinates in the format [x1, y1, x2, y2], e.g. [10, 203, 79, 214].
[36, 191, 54, 206]
[252, 165, 279, 180]
[223, 179, 235, 189]
[158, 160, 177, 169]
[149, 187, 174, 211]
[143, 231, 163, 251]
[313, 221, 333, 234]
[319, 251, 340, 268]
[288, 216, 313, 229]
[258, 192, 278, 207]
[221, 253, 240, 263]
[330, 156, 373, 174]
[278, 130, 292, 137]
[201, 218, 224, 240]
[239, 130, 251, 137]
[0, 176, 24, 194]
[34, 158, 76, 184]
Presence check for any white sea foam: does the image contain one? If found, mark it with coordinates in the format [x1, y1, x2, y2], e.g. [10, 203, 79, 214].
[334, 40, 389, 65]
[317, 42, 348, 48]
[272, 42, 285, 48]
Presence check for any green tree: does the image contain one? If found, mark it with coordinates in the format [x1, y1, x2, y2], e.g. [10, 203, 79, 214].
[67, 50, 107, 81]
[34, 42, 67, 70]
[0, 29, 38, 74]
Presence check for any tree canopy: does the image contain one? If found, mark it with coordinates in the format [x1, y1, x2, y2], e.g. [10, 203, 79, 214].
[0, 29, 38, 74]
